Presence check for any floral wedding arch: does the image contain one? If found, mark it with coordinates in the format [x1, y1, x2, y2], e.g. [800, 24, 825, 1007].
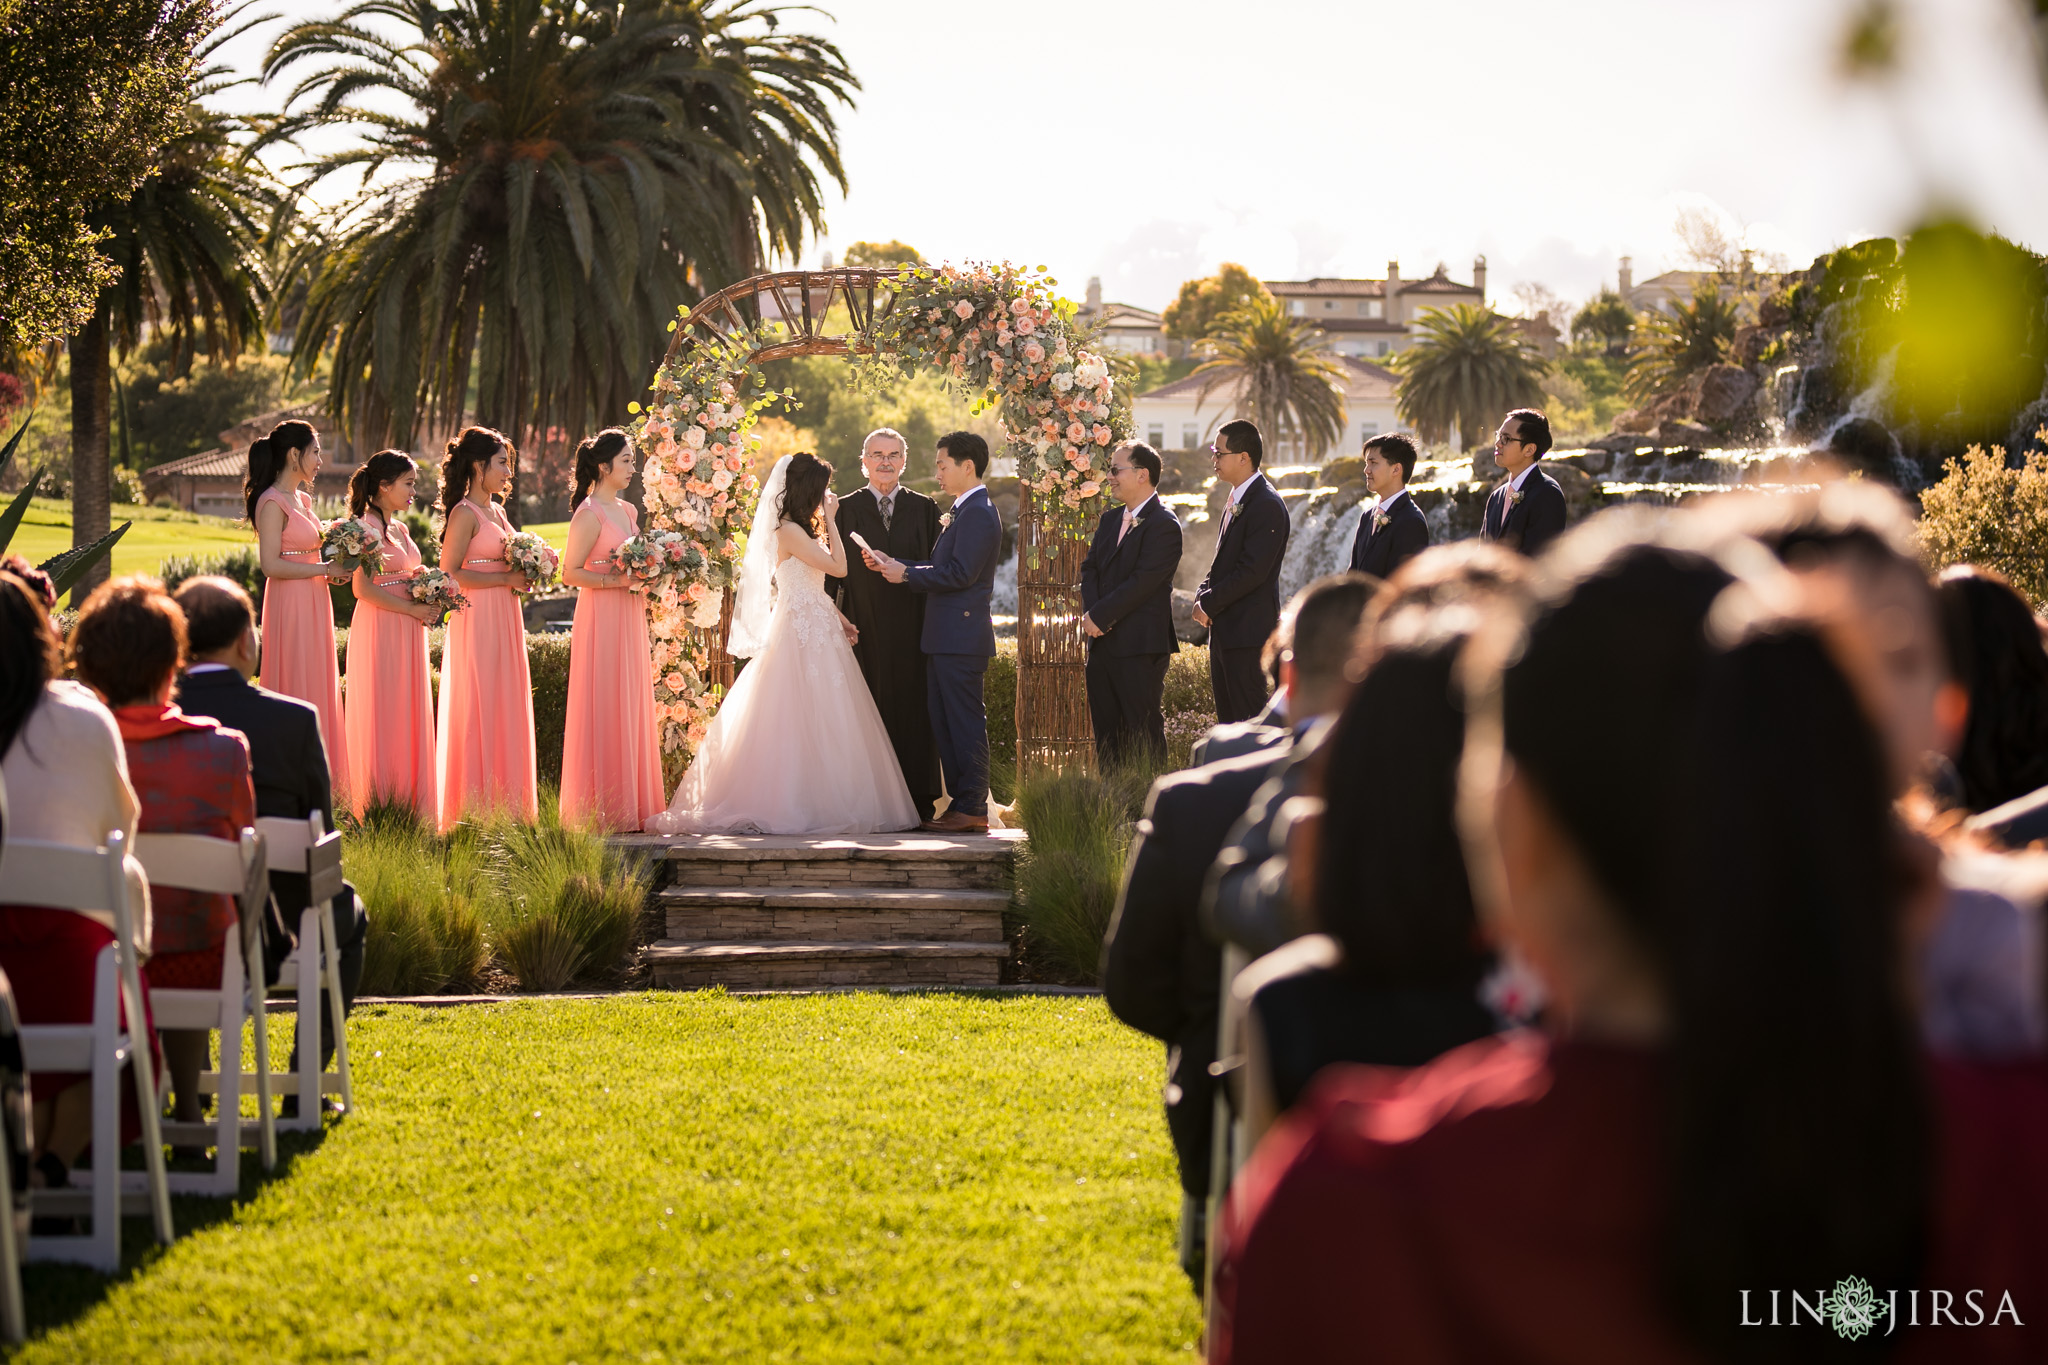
[628, 262, 1129, 779]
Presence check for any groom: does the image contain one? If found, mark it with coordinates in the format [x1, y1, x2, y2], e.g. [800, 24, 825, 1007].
[863, 431, 1002, 834]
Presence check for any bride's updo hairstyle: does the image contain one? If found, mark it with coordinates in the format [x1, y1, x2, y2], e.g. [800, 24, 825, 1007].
[242, 418, 316, 525]
[778, 452, 833, 539]
[570, 428, 633, 511]
[439, 426, 512, 522]
[1464, 514, 1926, 1360]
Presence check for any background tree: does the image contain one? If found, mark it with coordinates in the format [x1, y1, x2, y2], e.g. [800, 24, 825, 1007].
[842, 240, 922, 267]
[1162, 262, 1270, 342]
[1625, 283, 1740, 402]
[67, 45, 276, 599]
[1572, 289, 1636, 356]
[1392, 303, 1548, 448]
[1193, 292, 1347, 460]
[0, 0, 211, 351]
[266, 0, 856, 463]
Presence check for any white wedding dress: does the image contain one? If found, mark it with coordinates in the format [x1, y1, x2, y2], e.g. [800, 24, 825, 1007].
[650, 551, 920, 836]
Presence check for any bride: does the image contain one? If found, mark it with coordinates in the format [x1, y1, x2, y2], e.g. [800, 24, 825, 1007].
[650, 452, 920, 835]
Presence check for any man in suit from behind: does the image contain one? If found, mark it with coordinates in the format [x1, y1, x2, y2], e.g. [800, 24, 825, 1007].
[171, 577, 368, 1098]
[1347, 432, 1429, 579]
[1479, 407, 1568, 557]
[867, 431, 1003, 834]
[1080, 441, 1183, 768]
[1192, 419, 1291, 725]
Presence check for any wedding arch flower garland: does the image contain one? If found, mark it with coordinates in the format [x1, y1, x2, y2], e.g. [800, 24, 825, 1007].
[628, 262, 1128, 766]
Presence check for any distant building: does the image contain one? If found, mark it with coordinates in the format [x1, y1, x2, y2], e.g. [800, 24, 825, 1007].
[144, 402, 357, 516]
[1618, 254, 1788, 320]
[1262, 258, 1489, 359]
[1076, 277, 1170, 356]
[1131, 355, 1402, 461]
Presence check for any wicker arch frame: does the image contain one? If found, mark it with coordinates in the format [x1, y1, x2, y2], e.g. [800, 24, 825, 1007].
[656, 267, 1094, 778]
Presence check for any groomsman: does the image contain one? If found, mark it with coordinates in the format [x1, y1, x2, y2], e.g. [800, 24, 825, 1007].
[1080, 441, 1183, 767]
[1346, 432, 1429, 579]
[833, 428, 943, 823]
[1480, 407, 1568, 557]
[1192, 419, 1290, 724]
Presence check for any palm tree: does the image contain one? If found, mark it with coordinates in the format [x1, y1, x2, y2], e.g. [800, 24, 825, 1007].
[263, 0, 856, 460]
[1391, 303, 1549, 450]
[1193, 292, 1347, 461]
[68, 31, 275, 598]
[1625, 283, 1740, 403]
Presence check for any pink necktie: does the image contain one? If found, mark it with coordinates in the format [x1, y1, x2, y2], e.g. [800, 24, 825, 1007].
[1118, 511, 1134, 544]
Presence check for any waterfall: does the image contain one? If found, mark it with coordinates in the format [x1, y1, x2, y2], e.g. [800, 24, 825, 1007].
[1277, 489, 1364, 604]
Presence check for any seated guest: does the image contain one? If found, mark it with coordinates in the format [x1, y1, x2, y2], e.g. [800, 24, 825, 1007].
[1102, 571, 1375, 1285]
[174, 576, 367, 1086]
[0, 560, 154, 1200]
[1213, 516, 2048, 1363]
[70, 577, 257, 1133]
[1936, 565, 2048, 813]
[1231, 549, 1530, 1148]
[1346, 433, 1429, 579]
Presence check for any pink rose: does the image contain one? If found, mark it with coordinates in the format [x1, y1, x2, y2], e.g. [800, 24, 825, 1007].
[1092, 424, 1112, 445]
[687, 582, 708, 602]
[1022, 341, 1045, 364]
[1067, 422, 1087, 442]
[1078, 481, 1100, 498]
[664, 671, 685, 689]
[954, 300, 974, 319]
[1015, 317, 1036, 336]
[1010, 297, 1030, 316]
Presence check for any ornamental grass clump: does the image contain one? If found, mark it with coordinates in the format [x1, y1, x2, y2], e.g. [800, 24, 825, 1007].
[475, 802, 647, 992]
[1011, 763, 1157, 984]
[344, 800, 489, 996]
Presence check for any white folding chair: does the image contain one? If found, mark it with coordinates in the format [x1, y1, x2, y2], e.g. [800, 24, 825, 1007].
[135, 828, 276, 1193]
[1, 831, 175, 1272]
[0, 966, 26, 1343]
[255, 814, 353, 1129]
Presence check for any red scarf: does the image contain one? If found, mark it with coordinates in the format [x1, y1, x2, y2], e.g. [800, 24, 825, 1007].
[112, 702, 217, 743]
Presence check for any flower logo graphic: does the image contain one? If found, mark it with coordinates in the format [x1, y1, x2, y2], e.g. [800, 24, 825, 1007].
[1821, 1276, 1885, 1341]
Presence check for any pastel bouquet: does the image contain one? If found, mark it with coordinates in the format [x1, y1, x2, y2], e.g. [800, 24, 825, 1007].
[609, 529, 698, 594]
[318, 516, 384, 575]
[501, 531, 561, 595]
[405, 566, 469, 618]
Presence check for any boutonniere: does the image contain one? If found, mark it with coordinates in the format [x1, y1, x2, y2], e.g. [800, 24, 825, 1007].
[939, 512, 953, 530]
[1505, 486, 1524, 508]
[1369, 506, 1390, 532]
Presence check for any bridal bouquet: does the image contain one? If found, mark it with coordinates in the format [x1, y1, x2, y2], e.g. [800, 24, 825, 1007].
[318, 516, 384, 575]
[405, 566, 469, 618]
[610, 530, 699, 593]
[501, 531, 561, 595]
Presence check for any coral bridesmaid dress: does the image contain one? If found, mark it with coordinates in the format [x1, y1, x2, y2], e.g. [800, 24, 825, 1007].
[343, 513, 437, 819]
[258, 485, 350, 802]
[559, 499, 664, 832]
[436, 499, 537, 830]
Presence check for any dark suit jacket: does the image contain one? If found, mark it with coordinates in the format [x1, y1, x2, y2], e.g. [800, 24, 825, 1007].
[831, 484, 939, 640]
[1348, 489, 1429, 579]
[1195, 474, 1291, 651]
[174, 667, 336, 933]
[903, 486, 1002, 657]
[1481, 466, 1568, 557]
[1080, 494, 1182, 658]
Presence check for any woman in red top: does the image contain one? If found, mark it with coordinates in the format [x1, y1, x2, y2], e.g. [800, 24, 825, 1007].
[1214, 517, 2048, 1364]
[69, 577, 256, 1131]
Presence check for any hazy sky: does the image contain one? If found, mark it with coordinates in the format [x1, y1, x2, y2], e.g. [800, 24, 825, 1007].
[219, 0, 2048, 314]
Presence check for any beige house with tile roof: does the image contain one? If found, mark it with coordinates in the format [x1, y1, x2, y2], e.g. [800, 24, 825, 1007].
[1131, 355, 1402, 460]
[1264, 258, 1489, 358]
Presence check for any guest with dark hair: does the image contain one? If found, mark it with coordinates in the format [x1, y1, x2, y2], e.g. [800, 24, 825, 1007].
[174, 576, 368, 1086]
[1194, 420, 1291, 722]
[71, 577, 255, 1132]
[436, 425, 538, 829]
[343, 451, 439, 819]
[1936, 565, 2048, 813]
[1346, 433, 1428, 579]
[1213, 515, 2048, 1363]
[0, 562, 153, 1200]
[1081, 441, 1183, 767]
[560, 428, 663, 832]
[248, 417, 353, 803]
[1103, 571, 1373, 1286]
[1192, 574, 1371, 768]
[1478, 407, 1567, 557]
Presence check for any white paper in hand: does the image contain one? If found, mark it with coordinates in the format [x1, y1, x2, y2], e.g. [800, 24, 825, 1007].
[850, 531, 877, 557]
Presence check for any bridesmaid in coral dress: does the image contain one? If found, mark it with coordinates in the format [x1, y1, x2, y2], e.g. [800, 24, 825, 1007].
[248, 417, 353, 802]
[559, 429, 664, 832]
[343, 450, 441, 818]
[435, 426, 537, 830]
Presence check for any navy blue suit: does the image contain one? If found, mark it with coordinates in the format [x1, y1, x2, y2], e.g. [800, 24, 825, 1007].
[901, 485, 1002, 817]
[1195, 474, 1291, 724]
[1081, 494, 1184, 765]
[1481, 465, 1568, 557]
[1347, 489, 1429, 580]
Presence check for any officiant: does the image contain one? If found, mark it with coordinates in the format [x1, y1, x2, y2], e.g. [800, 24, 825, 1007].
[832, 427, 943, 822]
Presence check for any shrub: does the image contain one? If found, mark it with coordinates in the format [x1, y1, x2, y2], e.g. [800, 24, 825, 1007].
[471, 795, 646, 992]
[160, 545, 265, 610]
[1010, 763, 1157, 985]
[1919, 440, 2048, 609]
[345, 803, 491, 996]
[111, 465, 146, 506]
[527, 634, 573, 788]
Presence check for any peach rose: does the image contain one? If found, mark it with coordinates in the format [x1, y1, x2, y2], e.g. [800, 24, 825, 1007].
[1015, 317, 1036, 336]
[664, 670, 686, 689]
[1066, 422, 1087, 442]
[1078, 481, 1100, 497]
[1092, 424, 1113, 445]
[954, 300, 974, 319]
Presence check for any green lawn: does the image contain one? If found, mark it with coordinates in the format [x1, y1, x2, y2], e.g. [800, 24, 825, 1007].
[525, 519, 571, 558]
[8, 499, 254, 580]
[16, 993, 1200, 1362]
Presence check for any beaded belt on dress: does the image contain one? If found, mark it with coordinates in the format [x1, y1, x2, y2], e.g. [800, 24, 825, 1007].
[464, 557, 505, 567]
[373, 573, 411, 587]
[280, 548, 322, 559]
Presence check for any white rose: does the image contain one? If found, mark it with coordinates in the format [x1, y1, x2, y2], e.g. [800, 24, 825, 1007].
[683, 425, 708, 449]
[689, 591, 723, 628]
[1052, 372, 1074, 392]
[711, 468, 733, 492]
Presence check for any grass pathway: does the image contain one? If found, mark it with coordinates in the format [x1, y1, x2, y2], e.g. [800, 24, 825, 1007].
[19, 993, 1201, 1362]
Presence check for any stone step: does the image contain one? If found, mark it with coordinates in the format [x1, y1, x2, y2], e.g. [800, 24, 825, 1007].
[616, 831, 1021, 891]
[659, 885, 1010, 943]
[646, 939, 1009, 990]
